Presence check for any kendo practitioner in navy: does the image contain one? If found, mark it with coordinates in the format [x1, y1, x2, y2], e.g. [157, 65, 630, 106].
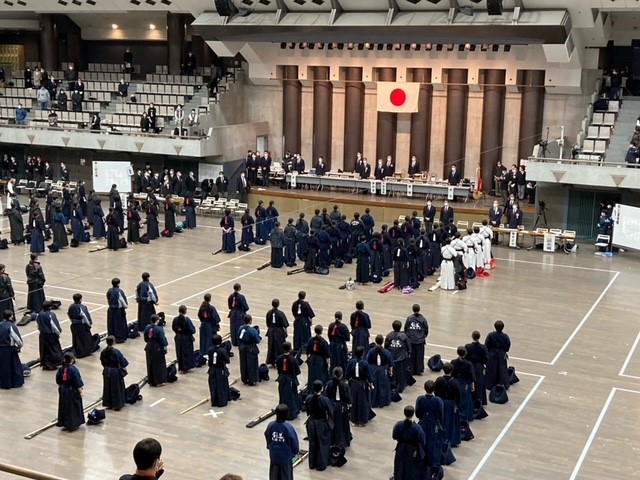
[385, 320, 411, 393]
[485, 320, 511, 390]
[26, 254, 46, 315]
[164, 197, 176, 233]
[276, 342, 301, 420]
[283, 218, 298, 267]
[361, 208, 375, 240]
[410, 211, 422, 238]
[36, 301, 63, 370]
[106, 278, 128, 343]
[144, 314, 168, 387]
[401, 215, 413, 241]
[146, 200, 160, 240]
[337, 215, 351, 261]
[105, 208, 120, 250]
[407, 239, 421, 288]
[324, 366, 352, 448]
[316, 228, 332, 269]
[266, 200, 279, 236]
[100, 335, 129, 411]
[346, 346, 372, 426]
[71, 203, 85, 245]
[220, 208, 236, 253]
[348, 213, 366, 260]
[416, 230, 433, 278]
[254, 200, 268, 244]
[291, 291, 314, 353]
[380, 225, 393, 275]
[310, 209, 323, 232]
[367, 335, 394, 408]
[270, 222, 285, 268]
[304, 231, 319, 271]
[266, 298, 289, 366]
[327, 222, 341, 264]
[327, 311, 350, 372]
[238, 314, 261, 386]
[393, 238, 410, 290]
[305, 380, 334, 471]
[56, 352, 85, 432]
[184, 195, 196, 229]
[295, 212, 309, 261]
[0, 310, 24, 389]
[172, 305, 196, 374]
[0, 266, 15, 319]
[465, 330, 489, 405]
[305, 324, 330, 388]
[197, 293, 221, 355]
[208, 334, 231, 407]
[404, 304, 429, 375]
[51, 207, 68, 249]
[265, 404, 299, 480]
[389, 219, 402, 248]
[239, 208, 255, 252]
[392, 406, 426, 480]
[350, 300, 371, 354]
[451, 346, 476, 423]
[136, 272, 158, 332]
[415, 380, 444, 474]
[93, 200, 106, 239]
[369, 233, 384, 283]
[228, 283, 249, 347]
[29, 209, 46, 255]
[126, 204, 141, 244]
[329, 205, 342, 223]
[355, 236, 371, 284]
[435, 362, 461, 447]
[68, 293, 97, 358]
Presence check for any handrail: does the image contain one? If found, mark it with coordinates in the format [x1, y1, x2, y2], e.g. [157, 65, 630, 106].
[0, 462, 69, 480]
[527, 156, 628, 167]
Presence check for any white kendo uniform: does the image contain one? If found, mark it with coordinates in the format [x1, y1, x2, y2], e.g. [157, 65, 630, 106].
[462, 233, 476, 270]
[440, 244, 458, 290]
[479, 225, 494, 268]
[471, 231, 484, 270]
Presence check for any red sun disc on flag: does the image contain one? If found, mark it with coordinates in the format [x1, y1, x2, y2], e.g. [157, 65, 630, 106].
[390, 88, 406, 106]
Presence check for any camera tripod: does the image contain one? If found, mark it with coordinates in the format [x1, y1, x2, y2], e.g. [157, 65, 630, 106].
[533, 207, 548, 230]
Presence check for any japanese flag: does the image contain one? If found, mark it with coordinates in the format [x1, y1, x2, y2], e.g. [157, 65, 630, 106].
[377, 82, 420, 113]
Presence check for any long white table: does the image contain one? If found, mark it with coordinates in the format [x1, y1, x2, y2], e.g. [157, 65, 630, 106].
[285, 173, 471, 199]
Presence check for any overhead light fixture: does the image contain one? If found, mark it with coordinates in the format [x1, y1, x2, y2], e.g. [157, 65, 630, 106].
[410, 43, 419, 51]
[394, 43, 402, 50]
[337, 43, 344, 50]
[357, 43, 364, 51]
[347, 43, 354, 50]
[258, 0, 270, 4]
[425, 43, 432, 51]
[492, 44, 500, 52]
[4, 0, 14, 5]
[365, 43, 373, 50]
[58, 0, 68, 4]
[300, 42, 308, 49]
[447, 44, 454, 51]
[112, 23, 118, 29]
[458, 44, 465, 52]
[459, 5, 474, 16]
[407, 0, 420, 4]
[426, 0, 441, 3]
[504, 44, 511, 52]
[149, 23, 156, 29]
[308, 42, 314, 49]
[160, 0, 171, 4]
[287, 42, 295, 49]
[481, 44, 489, 51]
[17, 0, 27, 4]
[86, 0, 95, 4]
[72, 0, 81, 4]
[145, 0, 156, 4]
[386, 44, 393, 51]
[436, 44, 443, 51]
[130, 0, 140, 4]
[280, 42, 286, 49]
[242, 0, 253, 4]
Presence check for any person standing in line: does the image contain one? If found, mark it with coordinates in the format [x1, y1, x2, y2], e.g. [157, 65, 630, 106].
[198, 293, 221, 355]
[404, 304, 429, 376]
[350, 300, 371, 355]
[68, 293, 97, 358]
[26, 254, 46, 315]
[0, 265, 15, 319]
[0, 310, 24, 389]
[345, 346, 372, 427]
[266, 299, 289, 367]
[485, 320, 511, 390]
[208, 334, 231, 407]
[36, 300, 63, 370]
[291, 291, 314, 353]
[391, 405, 426, 480]
[385, 320, 412, 393]
[324, 366, 352, 448]
[144, 314, 168, 387]
[172, 305, 196, 374]
[327, 311, 350, 373]
[305, 380, 334, 471]
[465, 330, 489, 406]
[100, 335, 129, 411]
[415, 380, 444, 476]
[56, 351, 85, 432]
[136, 272, 158, 332]
[106, 278, 129, 343]
[227, 283, 249, 347]
[275, 342, 301, 420]
[264, 404, 299, 480]
[238, 314, 261, 386]
[220, 208, 236, 253]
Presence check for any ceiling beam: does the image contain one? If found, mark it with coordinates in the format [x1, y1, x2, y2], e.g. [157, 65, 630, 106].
[448, 0, 459, 24]
[329, 0, 343, 26]
[387, 0, 399, 26]
[275, 0, 288, 25]
[513, 0, 524, 24]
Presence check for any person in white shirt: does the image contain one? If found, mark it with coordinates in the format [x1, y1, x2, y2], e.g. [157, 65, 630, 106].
[174, 104, 185, 136]
[187, 108, 199, 136]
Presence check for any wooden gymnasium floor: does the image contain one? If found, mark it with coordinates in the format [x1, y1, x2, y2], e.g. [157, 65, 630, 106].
[0, 193, 639, 480]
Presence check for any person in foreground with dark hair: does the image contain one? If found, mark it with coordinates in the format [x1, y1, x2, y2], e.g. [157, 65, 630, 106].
[392, 405, 425, 480]
[119, 437, 165, 479]
[264, 403, 299, 480]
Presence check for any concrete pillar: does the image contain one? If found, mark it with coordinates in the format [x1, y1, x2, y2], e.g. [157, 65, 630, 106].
[283, 65, 302, 155]
[518, 70, 546, 162]
[167, 13, 185, 75]
[480, 69, 506, 192]
[39, 15, 58, 72]
[343, 67, 365, 171]
[410, 68, 433, 172]
[376, 67, 397, 162]
[444, 68, 468, 176]
[312, 66, 333, 169]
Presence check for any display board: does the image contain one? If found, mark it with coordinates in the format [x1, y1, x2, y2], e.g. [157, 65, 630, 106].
[92, 161, 133, 193]
[612, 203, 640, 251]
[198, 163, 223, 181]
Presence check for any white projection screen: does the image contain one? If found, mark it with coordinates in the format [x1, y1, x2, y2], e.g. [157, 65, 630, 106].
[612, 203, 640, 251]
[92, 161, 133, 194]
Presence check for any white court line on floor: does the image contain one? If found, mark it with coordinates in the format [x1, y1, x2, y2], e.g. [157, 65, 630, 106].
[21, 305, 107, 338]
[149, 398, 166, 408]
[468, 374, 545, 480]
[550, 271, 620, 365]
[569, 387, 640, 480]
[171, 269, 262, 305]
[493, 257, 619, 274]
[426, 342, 552, 366]
[618, 330, 640, 377]
[12, 280, 106, 297]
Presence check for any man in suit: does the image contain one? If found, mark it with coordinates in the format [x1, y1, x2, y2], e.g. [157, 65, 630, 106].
[374, 159, 385, 180]
[315, 156, 326, 176]
[447, 165, 461, 186]
[361, 158, 371, 179]
[294, 154, 305, 174]
[488, 200, 503, 244]
[236, 171, 250, 203]
[493, 160, 504, 196]
[384, 155, 395, 178]
[440, 200, 454, 225]
[260, 151, 272, 187]
[423, 199, 436, 232]
[408, 155, 420, 178]
[354, 152, 364, 177]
